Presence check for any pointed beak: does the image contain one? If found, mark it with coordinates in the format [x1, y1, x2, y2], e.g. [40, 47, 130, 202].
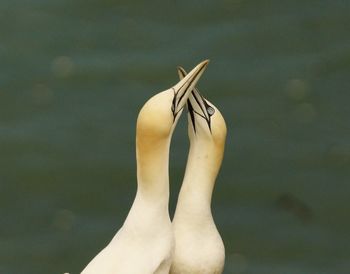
[171, 60, 209, 118]
[177, 66, 214, 132]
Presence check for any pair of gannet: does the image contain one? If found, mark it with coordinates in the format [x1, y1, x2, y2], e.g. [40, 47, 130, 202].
[80, 60, 226, 274]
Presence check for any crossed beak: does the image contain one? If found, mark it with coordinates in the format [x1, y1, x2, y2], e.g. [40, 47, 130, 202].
[171, 60, 209, 119]
[177, 66, 214, 133]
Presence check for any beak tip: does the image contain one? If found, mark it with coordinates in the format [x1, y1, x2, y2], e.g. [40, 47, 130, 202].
[198, 59, 210, 71]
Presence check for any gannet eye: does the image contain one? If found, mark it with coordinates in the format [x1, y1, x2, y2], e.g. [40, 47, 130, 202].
[207, 106, 215, 116]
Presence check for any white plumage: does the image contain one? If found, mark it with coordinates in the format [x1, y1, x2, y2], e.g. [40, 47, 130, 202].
[170, 67, 227, 274]
[79, 61, 209, 274]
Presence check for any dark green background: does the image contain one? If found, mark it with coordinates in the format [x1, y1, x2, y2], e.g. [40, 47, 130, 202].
[1, 1, 349, 273]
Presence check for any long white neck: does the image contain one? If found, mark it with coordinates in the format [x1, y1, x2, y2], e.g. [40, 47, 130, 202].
[120, 136, 172, 234]
[123, 134, 172, 230]
[136, 136, 171, 207]
[174, 139, 222, 221]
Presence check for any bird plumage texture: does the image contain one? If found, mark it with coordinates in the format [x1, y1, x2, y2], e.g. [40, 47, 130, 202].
[80, 61, 209, 274]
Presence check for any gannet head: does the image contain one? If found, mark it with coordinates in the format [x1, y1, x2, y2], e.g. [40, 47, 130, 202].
[136, 60, 209, 144]
[177, 66, 227, 154]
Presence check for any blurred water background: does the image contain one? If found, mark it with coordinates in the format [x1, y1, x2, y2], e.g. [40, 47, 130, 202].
[1, 0, 350, 273]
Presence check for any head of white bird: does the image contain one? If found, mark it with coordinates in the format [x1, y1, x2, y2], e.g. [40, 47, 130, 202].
[176, 67, 227, 150]
[187, 92, 227, 148]
[136, 60, 209, 145]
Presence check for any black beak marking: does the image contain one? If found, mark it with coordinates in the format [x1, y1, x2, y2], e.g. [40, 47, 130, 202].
[177, 67, 214, 134]
[171, 63, 207, 123]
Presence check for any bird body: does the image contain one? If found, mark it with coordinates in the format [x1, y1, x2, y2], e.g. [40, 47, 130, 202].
[170, 67, 226, 274]
[81, 199, 173, 274]
[81, 61, 209, 274]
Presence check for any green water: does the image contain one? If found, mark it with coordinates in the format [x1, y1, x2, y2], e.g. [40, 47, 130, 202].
[1, 1, 350, 273]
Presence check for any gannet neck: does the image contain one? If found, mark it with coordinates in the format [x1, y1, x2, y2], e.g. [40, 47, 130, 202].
[176, 132, 225, 216]
[170, 110, 227, 274]
[174, 66, 227, 209]
[136, 135, 171, 203]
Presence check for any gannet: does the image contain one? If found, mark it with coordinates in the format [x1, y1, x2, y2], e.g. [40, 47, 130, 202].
[170, 67, 226, 274]
[80, 60, 209, 274]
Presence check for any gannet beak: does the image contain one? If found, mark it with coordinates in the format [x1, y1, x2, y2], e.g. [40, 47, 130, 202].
[171, 60, 209, 119]
[177, 66, 214, 133]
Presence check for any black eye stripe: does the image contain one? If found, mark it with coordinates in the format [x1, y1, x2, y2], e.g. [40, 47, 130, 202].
[192, 90, 208, 119]
[171, 97, 176, 112]
[187, 100, 196, 133]
[187, 96, 213, 133]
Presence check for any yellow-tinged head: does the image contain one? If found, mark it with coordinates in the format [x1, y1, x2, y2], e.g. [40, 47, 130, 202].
[136, 61, 209, 184]
[136, 60, 209, 146]
[177, 66, 227, 150]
